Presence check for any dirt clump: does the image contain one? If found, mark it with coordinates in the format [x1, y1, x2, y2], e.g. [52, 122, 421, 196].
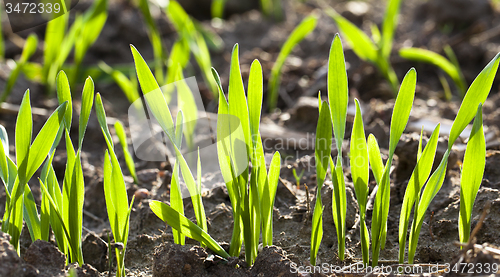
[82, 232, 108, 272]
[152, 241, 245, 277]
[24, 239, 66, 276]
[0, 231, 39, 276]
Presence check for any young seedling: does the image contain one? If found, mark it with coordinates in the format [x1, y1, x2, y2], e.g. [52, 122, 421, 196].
[213, 44, 281, 265]
[42, 13, 79, 92]
[99, 62, 140, 104]
[371, 68, 416, 266]
[70, 0, 108, 84]
[292, 168, 305, 189]
[328, 34, 348, 261]
[95, 93, 134, 277]
[268, 15, 317, 110]
[310, 35, 353, 263]
[399, 46, 466, 98]
[137, 0, 222, 87]
[34, 71, 95, 265]
[193, 20, 224, 52]
[170, 113, 186, 245]
[100, 41, 190, 110]
[131, 45, 209, 248]
[0, 90, 67, 254]
[350, 99, 370, 266]
[439, 74, 453, 101]
[0, 34, 38, 104]
[459, 105, 485, 245]
[14, 0, 107, 93]
[310, 100, 332, 266]
[166, 1, 218, 96]
[403, 52, 500, 264]
[149, 201, 230, 258]
[325, 0, 402, 94]
[398, 126, 440, 264]
[114, 121, 138, 184]
[137, 0, 166, 85]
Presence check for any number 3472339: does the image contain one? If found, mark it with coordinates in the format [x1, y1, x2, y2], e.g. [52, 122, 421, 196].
[5, 2, 61, 14]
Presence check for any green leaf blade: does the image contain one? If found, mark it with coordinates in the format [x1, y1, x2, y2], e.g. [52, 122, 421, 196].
[399, 48, 465, 96]
[131, 45, 175, 140]
[398, 123, 440, 263]
[16, 90, 32, 183]
[449, 53, 500, 149]
[228, 44, 251, 150]
[268, 15, 317, 110]
[248, 59, 263, 139]
[350, 99, 369, 212]
[95, 94, 114, 149]
[389, 68, 416, 156]
[380, 0, 402, 58]
[56, 71, 72, 130]
[327, 10, 378, 62]
[261, 151, 281, 246]
[176, 68, 198, 150]
[310, 203, 324, 266]
[150, 201, 230, 258]
[114, 121, 137, 184]
[459, 105, 485, 244]
[27, 102, 68, 181]
[79, 77, 95, 149]
[315, 101, 332, 185]
[350, 99, 369, 265]
[367, 134, 384, 186]
[328, 34, 349, 155]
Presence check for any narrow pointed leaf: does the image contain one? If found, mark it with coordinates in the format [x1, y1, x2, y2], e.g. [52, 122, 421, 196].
[327, 9, 378, 62]
[56, 71, 72, 130]
[449, 53, 500, 149]
[26, 102, 68, 181]
[310, 203, 324, 266]
[389, 68, 416, 156]
[399, 48, 466, 95]
[350, 99, 369, 212]
[459, 104, 485, 244]
[150, 201, 230, 258]
[380, 0, 402, 58]
[328, 34, 348, 155]
[398, 124, 440, 263]
[16, 90, 32, 184]
[367, 134, 384, 184]
[268, 15, 317, 110]
[79, 77, 94, 149]
[248, 59, 263, 140]
[114, 121, 137, 183]
[131, 45, 175, 140]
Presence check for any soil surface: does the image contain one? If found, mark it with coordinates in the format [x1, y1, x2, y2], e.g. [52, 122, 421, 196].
[1, 0, 500, 276]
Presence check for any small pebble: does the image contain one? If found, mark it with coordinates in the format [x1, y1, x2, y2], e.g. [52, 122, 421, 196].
[113, 242, 124, 250]
[345, 1, 369, 16]
[134, 188, 150, 201]
[427, 99, 437, 107]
